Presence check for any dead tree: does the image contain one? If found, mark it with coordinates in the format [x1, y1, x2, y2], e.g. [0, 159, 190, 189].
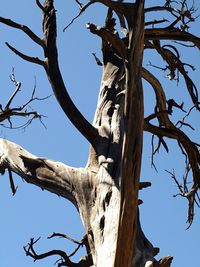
[0, 0, 199, 266]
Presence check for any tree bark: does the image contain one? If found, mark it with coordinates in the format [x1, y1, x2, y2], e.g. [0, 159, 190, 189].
[0, 0, 152, 266]
[7, 0, 200, 266]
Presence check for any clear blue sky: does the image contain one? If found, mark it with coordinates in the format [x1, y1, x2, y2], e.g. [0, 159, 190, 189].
[0, 1, 199, 266]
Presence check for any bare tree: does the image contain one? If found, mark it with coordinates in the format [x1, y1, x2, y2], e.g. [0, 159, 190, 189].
[0, 0, 199, 267]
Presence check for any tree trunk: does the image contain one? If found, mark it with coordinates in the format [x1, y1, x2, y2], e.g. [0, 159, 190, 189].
[0, 1, 177, 267]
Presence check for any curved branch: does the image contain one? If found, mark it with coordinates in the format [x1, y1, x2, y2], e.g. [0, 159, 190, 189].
[144, 121, 200, 188]
[0, 1, 99, 148]
[145, 28, 200, 49]
[0, 16, 44, 47]
[142, 68, 200, 216]
[6, 42, 45, 66]
[64, 0, 135, 31]
[142, 67, 171, 127]
[42, 1, 99, 148]
[0, 138, 91, 207]
[24, 237, 79, 267]
[36, 0, 45, 11]
[152, 44, 199, 109]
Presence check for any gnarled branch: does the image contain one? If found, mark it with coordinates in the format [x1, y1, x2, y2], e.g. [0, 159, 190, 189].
[0, 138, 93, 208]
[0, 70, 48, 129]
[24, 237, 89, 267]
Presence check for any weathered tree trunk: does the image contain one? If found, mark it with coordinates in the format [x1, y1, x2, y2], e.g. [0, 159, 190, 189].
[0, 1, 151, 265]
[1, 0, 199, 266]
[6, 1, 200, 267]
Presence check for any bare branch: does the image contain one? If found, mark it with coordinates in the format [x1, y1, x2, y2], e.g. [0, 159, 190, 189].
[151, 135, 158, 172]
[63, 0, 136, 31]
[139, 182, 152, 190]
[5, 80, 21, 110]
[145, 28, 200, 49]
[24, 236, 91, 267]
[167, 99, 186, 114]
[0, 138, 93, 207]
[166, 168, 200, 227]
[0, 16, 44, 47]
[1, 0, 99, 148]
[86, 23, 126, 58]
[24, 237, 75, 266]
[142, 65, 199, 201]
[74, 0, 83, 9]
[145, 19, 169, 27]
[5, 42, 45, 67]
[145, 6, 176, 13]
[8, 167, 18, 195]
[42, 1, 99, 148]
[144, 121, 200, 190]
[151, 42, 199, 109]
[48, 232, 88, 259]
[36, 0, 45, 11]
[92, 53, 103, 66]
[176, 120, 195, 130]
[174, 41, 196, 47]
[0, 73, 50, 130]
[48, 232, 81, 245]
[142, 67, 170, 127]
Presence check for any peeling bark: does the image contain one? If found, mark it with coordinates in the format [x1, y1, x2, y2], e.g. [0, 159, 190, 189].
[1, 0, 200, 267]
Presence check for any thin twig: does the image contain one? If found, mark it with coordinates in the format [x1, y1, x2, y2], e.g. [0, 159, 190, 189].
[48, 232, 81, 245]
[5, 77, 21, 109]
[8, 168, 18, 195]
[74, 0, 83, 9]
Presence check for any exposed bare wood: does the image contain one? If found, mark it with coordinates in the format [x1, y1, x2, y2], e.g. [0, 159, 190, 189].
[115, 1, 145, 266]
[0, 138, 91, 207]
[86, 23, 126, 58]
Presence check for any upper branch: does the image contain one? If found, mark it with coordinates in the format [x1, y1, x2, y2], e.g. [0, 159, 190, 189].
[0, 16, 44, 47]
[0, 1, 99, 148]
[86, 23, 126, 59]
[142, 68, 200, 224]
[145, 28, 200, 49]
[151, 42, 199, 109]
[41, 0, 99, 148]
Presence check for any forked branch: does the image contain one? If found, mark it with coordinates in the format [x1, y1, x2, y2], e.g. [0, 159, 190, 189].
[23, 237, 88, 267]
[0, 70, 48, 130]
